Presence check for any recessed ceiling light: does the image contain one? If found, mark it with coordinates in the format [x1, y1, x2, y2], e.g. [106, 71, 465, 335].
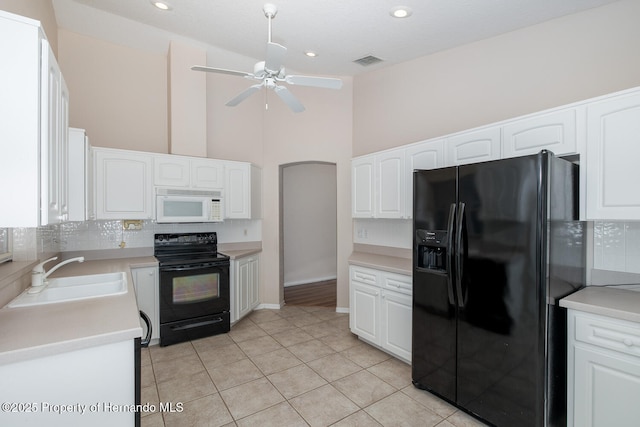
[151, 1, 171, 11]
[390, 6, 412, 18]
[305, 51, 317, 58]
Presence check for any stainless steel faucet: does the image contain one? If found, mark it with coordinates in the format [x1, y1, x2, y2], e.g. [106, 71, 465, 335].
[28, 256, 85, 294]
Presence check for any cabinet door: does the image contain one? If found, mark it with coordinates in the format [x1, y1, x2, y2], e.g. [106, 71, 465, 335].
[405, 139, 445, 219]
[248, 256, 260, 310]
[352, 156, 375, 217]
[0, 14, 41, 227]
[95, 149, 153, 219]
[376, 149, 405, 218]
[132, 267, 160, 341]
[68, 129, 88, 222]
[236, 257, 251, 320]
[225, 161, 250, 218]
[41, 40, 62, 225]
[502, 108, 577, 158]
[381, 289, 412, 362]
[191, 158, 224, 189]
[446, 128, 500, 166]
[350, 281, 381, 344]
[573, 345, 640, 427]
[586, 93, 640, 219]
[154, 154, 190, 187]
[59, 76, 70, 221]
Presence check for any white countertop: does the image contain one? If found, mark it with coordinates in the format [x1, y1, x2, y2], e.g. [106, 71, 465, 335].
[560, 286, 640, 323]
[0, 257, 157, 365]
[348, 251, 412, 276]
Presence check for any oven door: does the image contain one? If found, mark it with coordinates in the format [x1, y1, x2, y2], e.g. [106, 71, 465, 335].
[159, 262, 230, 324]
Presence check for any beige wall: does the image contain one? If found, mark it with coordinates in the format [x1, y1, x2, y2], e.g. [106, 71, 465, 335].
[58, 29, 168, 153]
[0, 0, 57, 54]
[353, 0, 640, 156]
[261, 82, 354, 309]
[205, 74, 264, 165]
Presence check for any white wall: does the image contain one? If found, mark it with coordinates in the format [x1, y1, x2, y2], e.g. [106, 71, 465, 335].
[282, 163, 337, 287]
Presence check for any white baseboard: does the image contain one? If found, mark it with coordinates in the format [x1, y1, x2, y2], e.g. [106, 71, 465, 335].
[284, 275, 337, 288]
[336, 307, 349, 314]
[256, 303, 282, 310]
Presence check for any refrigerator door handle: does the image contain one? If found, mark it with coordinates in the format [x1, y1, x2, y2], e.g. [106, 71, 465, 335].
[455, 202, 466, 308]
[446, 203, 456, 306]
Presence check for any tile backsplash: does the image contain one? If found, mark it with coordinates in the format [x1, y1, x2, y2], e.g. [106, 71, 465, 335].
[12, 219, 262, 260]
[593, 221, 640, 273]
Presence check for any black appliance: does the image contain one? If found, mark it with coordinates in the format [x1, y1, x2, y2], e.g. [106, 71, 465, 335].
[154, 232, 230, 346]
[412, 151, 585, 426]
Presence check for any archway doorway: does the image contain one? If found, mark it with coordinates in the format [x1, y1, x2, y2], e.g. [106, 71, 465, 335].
[279, 162, 337, 307]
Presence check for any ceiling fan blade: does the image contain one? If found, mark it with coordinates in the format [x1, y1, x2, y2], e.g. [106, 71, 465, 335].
[226, 84, 263, 107]
[191, 65, 253, 78]
[285, 75, 343, 90]
[265, 42, 287, 73]
[274, 85, 305, 113]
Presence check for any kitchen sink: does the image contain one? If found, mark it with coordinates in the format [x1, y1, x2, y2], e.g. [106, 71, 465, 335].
[6, 272, 127, 308]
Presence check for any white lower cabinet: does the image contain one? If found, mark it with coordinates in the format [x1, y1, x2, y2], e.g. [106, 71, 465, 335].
[0, 340, 136, 426]
[230, 254, 260, 324]
[131, 266, 160, 343]
[349, 265, 412, 362]
[567, 310, 640, 427]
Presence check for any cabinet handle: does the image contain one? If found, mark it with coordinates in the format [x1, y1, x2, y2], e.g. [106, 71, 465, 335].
[593, 327, 638, 349]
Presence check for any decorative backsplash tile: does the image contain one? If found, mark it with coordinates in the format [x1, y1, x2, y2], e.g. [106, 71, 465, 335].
[10, 219, 261, 260]
[594, 222, 640, 274]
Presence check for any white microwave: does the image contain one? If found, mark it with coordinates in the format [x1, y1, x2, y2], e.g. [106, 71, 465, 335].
[156, 188, 223, 223]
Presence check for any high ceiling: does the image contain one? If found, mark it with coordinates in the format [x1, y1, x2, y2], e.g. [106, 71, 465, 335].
[53, 0, 619, 77]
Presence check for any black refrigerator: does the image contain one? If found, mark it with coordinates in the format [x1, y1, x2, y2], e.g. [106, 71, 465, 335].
[412, 151, 585, 427]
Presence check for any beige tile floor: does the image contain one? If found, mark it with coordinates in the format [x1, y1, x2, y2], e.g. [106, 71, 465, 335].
[141, 305, 489, 427]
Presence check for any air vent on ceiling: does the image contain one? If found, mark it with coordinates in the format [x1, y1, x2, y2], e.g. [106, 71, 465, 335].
[353, 55, 384, 67]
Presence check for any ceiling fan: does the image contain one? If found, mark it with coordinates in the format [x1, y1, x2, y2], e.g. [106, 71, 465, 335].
[191, 3, 342, 113]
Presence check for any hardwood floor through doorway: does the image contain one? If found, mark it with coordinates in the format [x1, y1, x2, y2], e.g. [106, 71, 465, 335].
[284, 279, 336, 308]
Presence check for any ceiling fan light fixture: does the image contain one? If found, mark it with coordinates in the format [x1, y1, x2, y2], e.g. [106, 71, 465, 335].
[390, 6, 412, 19]
[151, 1, 171, 11]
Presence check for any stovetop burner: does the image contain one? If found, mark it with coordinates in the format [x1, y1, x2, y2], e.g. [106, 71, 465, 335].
[154, 232, 229, 266]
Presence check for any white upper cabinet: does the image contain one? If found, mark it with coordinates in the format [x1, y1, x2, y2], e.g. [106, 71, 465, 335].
[191, 158, 224, 189]
[42, 41, 69, 225]
[352, 156, 375, 218]
[0, 11, 69, 227]
[224, 161, 261, 219]
[446, 127, 501, 166]
[353, 148, 410, 219]
[68, 128, 93, 222]
[94, 148, 154, 220]
[153, 154, 190, 188]
[405, 139, 445, 219]
[502, 108, 578, 158]
[585, 90, 640, 220]
[376, 150, 405, 219]
[154, 155, 224, 190]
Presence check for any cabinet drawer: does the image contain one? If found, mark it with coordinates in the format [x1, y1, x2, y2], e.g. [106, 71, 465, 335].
[574, 312, 640, 358]
[382, 272, 412, 296]
[350, 266, 378, 286]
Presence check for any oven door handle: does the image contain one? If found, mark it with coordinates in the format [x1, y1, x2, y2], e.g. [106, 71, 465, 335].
[160, 264, 220, 272]
[170, 317, 225, 331]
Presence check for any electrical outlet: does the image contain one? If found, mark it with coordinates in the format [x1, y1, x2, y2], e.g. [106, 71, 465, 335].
[122, 220, 143, 230]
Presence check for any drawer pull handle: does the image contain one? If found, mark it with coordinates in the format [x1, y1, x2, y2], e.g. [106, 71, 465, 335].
[593, 328, 638, 348]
